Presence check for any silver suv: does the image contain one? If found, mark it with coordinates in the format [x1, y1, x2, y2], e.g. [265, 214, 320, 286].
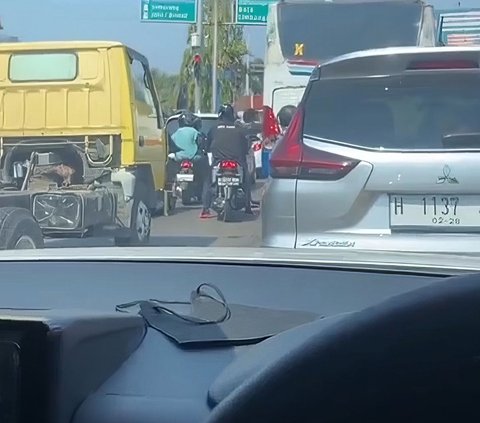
[262, 46, 480, 253]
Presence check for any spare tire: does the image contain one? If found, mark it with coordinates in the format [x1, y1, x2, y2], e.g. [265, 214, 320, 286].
[0, 207, 44, 250]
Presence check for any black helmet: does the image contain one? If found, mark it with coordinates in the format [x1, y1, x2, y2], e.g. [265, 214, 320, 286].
[278, 105, 297, 128]
[218, 104, 235, 123]
[192, 115, 202, 131]
[178, 111, 198, 128]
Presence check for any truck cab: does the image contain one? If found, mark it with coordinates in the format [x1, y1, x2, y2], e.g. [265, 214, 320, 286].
[0, 41, 171, 247]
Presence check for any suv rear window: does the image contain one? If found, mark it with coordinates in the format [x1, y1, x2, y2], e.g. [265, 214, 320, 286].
[9, 52, 78, 82]
[303, 73, 480, 150]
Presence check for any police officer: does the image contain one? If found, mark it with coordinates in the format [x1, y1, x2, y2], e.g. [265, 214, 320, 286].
[207, 104, 254, 215]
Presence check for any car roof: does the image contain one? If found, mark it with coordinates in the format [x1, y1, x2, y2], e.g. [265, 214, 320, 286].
[318, 46, 480, 79]
[0, 40, 127, 51]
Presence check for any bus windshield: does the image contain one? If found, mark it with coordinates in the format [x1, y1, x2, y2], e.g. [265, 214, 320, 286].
[277, 1, 423, 62]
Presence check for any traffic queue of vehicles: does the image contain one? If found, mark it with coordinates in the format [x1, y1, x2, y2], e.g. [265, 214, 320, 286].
[0, 0, 478, 249]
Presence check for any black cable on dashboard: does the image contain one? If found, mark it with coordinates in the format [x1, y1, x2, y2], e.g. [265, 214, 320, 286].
[115, 283, 231, 326]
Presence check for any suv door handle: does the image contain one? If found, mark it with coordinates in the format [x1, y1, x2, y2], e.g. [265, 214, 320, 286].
[139, 136, 145, 147]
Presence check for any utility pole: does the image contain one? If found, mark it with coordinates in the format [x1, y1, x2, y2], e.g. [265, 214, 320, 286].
[211, 0, 218, 113]
[245, 34, 250, 96]
[193, 0, 204, 113]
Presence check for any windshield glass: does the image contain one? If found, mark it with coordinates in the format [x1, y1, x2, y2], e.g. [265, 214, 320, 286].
[1, 0, 480, 260]
[303, 74, 480, 149]
[277, 2, 422, 61]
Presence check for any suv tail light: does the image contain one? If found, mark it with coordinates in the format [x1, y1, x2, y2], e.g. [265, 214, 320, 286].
[262, 105, 281, 140]
[269, 107, 360, 181]
[181, 160, 193, 169]
[220, 160, 238, 170]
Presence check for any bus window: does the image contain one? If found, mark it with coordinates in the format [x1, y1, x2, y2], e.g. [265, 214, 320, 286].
[277, 2, 422, 62]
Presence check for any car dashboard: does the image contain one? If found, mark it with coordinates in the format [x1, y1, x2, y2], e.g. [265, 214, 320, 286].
[0, 259, 446, 423]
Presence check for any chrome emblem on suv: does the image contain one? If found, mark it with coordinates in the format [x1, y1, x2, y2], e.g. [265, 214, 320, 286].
[437, 165, 459, 184]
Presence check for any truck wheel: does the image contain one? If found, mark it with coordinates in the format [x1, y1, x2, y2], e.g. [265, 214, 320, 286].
[0, 207, 44, 250]
[115, 186, 151, 246]
[181, 188, 193, 206]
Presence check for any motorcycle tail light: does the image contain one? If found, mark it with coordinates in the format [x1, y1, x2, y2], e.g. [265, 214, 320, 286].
[220, 160, 238, 170]
[181, 160, 193, 169]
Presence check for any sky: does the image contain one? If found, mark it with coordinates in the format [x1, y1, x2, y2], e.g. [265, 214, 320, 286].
[0, 0, 477, 74]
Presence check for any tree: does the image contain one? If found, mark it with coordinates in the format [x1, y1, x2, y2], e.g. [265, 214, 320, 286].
[151, 69, 179, 116]
[177, 0, 248, 111]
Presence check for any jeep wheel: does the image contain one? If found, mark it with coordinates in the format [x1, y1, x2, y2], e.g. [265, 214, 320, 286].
[0, 207, 44, 250]
[115, 187, 151, 246]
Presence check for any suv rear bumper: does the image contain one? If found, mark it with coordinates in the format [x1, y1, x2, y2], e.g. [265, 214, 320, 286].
[294, 232, 480, 254]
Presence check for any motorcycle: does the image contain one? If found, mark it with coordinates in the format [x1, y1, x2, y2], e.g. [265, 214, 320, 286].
[173, 159, 203, 206]
[211, 159, 247, 222]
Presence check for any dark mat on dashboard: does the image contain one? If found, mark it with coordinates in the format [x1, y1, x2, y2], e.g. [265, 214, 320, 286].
[116, 283, 319, 347]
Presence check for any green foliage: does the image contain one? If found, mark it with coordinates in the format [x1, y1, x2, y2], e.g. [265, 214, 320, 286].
[177, 0, 250, 111]
[151, 69, 179, 116]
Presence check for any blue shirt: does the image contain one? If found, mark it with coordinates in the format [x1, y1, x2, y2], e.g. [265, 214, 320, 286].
[171, 127, 200, 161]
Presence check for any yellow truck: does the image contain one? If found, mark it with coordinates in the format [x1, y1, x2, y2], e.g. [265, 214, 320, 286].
[0, 40, 174, 248]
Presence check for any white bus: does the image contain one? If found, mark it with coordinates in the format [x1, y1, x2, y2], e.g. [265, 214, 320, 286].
[437, 9, 480, 46]
[263, 0, 438, 117]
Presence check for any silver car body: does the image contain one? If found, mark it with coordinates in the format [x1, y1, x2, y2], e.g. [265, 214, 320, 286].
[262, 46, 480, 253]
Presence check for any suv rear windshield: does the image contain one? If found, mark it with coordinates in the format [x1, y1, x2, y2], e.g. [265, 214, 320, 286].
[278, 2, 422, 62]
[303, 73, 480, 150]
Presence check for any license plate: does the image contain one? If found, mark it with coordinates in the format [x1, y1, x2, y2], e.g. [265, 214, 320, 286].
[218, 176, 240, 186]
[390, 195, 480, 229]
[176, 174, 194, 182]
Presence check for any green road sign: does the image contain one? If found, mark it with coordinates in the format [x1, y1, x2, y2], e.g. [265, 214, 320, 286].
[236, 0, 276, 25]
[141, 0, 197, 24]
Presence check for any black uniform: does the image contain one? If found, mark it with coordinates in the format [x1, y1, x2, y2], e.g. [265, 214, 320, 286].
[207, 123, 250, 162]
[207, 121, 252, 212]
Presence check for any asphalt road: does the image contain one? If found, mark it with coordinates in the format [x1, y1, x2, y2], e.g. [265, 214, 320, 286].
[45, 181, 265, 249]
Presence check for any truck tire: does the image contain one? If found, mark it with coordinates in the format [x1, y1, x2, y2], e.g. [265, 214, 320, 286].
[181, 187, 194, 206]
[114, 184, 151, 246]
[0, 207, 44, 250]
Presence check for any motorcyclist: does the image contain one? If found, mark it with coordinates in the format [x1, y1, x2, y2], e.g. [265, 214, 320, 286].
[207, 104, 254, 215]
[169, 112, 211, 208]
[168, 112, 201, 162]
[192, 116, 214, 219]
